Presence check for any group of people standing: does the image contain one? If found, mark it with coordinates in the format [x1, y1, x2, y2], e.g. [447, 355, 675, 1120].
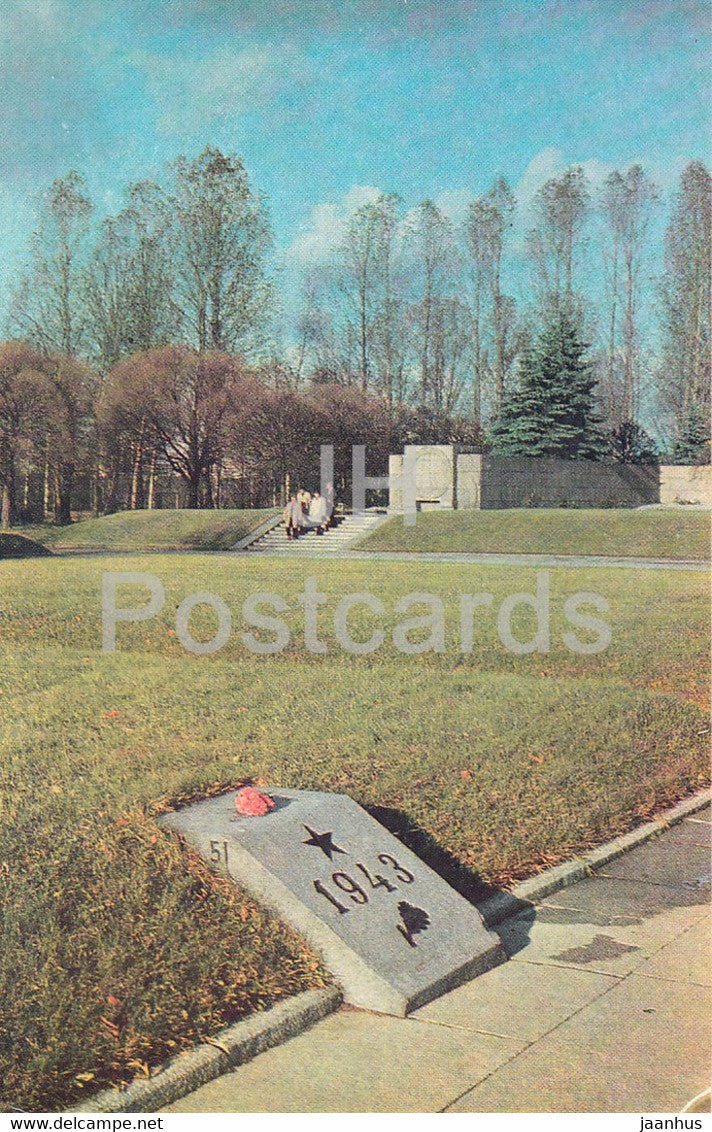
[283, 484, 336, 539]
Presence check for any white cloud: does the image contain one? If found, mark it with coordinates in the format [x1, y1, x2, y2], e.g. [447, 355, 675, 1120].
[283, 150, 690, 274]
[281, 184, 383, 267]
[507, 147, 685, 259]
[513, 146, 684, 220]
[433, 188, 474, 224]
[341, 185, 383, 210]
[514, 146, 566, 214]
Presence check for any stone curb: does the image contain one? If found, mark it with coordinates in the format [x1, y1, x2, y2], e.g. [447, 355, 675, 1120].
[73, 986, 342, 1114]
[478, 786, 711, 927]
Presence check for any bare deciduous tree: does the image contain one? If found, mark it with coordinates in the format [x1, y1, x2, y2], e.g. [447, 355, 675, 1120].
[409, 200, 457, 407]
[465, 178, 515, 422]
[659, 161, 711, 436]
[529, 167, 589, 318]
[105, 346, 242, 507]
[339, 200, 380, 392]
[10, 171, 94, 357]
[171, 147, 273, 355]
[0, 343, 49, 525]
[600, 165, 658, 425]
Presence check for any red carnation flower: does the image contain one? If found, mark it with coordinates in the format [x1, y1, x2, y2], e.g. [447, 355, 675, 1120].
[235, 786, 275, 817]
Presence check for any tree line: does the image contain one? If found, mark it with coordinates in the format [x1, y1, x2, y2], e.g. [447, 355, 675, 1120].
[0, 148, 709, 524]
[300, 162, 709, 430]
[0, 337, 484, 525]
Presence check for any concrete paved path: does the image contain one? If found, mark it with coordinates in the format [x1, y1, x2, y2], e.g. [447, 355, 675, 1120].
[324, 550, 707, 571]
[165, 809, 711, 1114]
[51, 545, 707, 570]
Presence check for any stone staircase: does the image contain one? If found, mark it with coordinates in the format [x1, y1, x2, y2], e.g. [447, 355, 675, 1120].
[238, 511, 387, 555]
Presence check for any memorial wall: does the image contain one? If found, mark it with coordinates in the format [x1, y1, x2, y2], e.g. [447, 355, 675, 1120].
[388, 446, 663, 511]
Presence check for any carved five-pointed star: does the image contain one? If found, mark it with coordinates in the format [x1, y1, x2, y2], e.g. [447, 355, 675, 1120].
[302, 825, 347, 859]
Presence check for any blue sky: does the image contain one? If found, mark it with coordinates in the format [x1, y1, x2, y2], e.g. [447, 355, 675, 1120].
[0, 0, 709, 317]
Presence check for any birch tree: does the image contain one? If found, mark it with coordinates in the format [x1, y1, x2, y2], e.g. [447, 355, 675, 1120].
[465, 178, 515, 422]
[409, 200, 457, 407]
[529, 167, 589, 318]
[600, 165, 657, 425]
[659, 161, 711, 439]
[171, 148, 273, 355]
[10, 171, 93, 357]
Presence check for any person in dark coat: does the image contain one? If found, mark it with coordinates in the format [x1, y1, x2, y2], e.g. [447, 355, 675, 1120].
[324, 481, 336, 528]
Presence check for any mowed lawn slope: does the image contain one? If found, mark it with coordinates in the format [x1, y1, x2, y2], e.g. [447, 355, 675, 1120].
[356, 508, 711, 560]
[1, 554, 709, 1109]
[15, 507, 278, 552]
[0, 532, 52, 558]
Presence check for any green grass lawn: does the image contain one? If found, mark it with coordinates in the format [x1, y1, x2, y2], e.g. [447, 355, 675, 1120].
[14, 507, 278, 552]
[1, 553, 709, 1109]
[356, 508, 711, 560]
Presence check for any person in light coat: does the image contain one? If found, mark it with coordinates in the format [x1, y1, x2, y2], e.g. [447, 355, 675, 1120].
[308, 489, 328, 534]
[283, 495, 303, 539]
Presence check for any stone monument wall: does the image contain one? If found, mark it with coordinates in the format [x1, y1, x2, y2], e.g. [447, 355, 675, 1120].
[659, 465, 712, 506]
[387, 447, 662, 512]
[388, 446, 455, 512]
[387, 454, 404, 512]
[477, 456, 660, 509]
[454, 453, 482, 509]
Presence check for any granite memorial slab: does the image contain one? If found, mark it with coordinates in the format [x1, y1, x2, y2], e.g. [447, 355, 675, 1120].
[160, 787, 505, 1016]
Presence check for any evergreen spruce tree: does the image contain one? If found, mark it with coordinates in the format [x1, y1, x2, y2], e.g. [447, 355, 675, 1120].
[672, 405, 711, 464]
[490, 311, 607, 459]
[489, 334, 538, 453]
[610, 420, 658, 464]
